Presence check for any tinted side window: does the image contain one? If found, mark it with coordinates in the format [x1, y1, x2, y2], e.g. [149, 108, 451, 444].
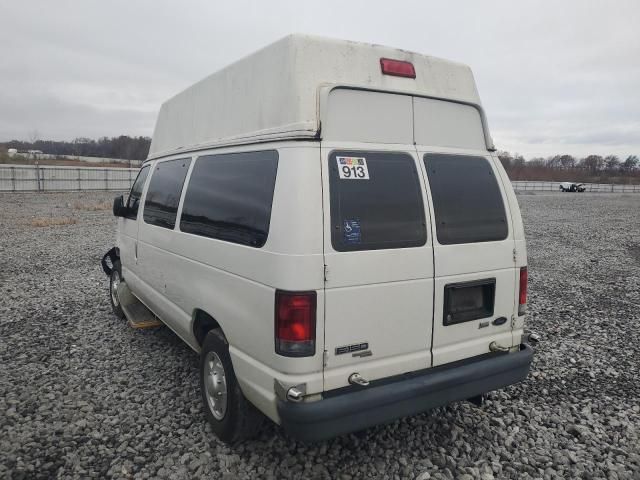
[180, 151, 278, 248]
[329, 151, 427, 252]
[125, 165, 150, 220]
[143, 158, 191, 229]
[425, 154, 508, 245]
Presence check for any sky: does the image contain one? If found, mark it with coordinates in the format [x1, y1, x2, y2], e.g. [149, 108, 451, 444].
[1, 0, 638, 159]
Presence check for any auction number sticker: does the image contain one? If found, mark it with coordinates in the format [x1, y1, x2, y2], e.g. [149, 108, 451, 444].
[337, 156, 369, 180]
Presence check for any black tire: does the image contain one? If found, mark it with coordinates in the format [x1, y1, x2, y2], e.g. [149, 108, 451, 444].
[109, 259, 125, 319]
[200, 329, 264, 443]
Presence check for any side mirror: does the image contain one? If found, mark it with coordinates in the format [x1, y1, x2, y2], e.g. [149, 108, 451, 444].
[113, 195, 127, 217]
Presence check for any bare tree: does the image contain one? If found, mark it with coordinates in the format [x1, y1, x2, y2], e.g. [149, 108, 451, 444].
[559, 154, 576, 169]
[512, 154, 525, 168]
[604, 155, 620, 172]
[623, 155, 639, 172]
[546, 155, 562, 169]
[581, 155, 605, 173]
[528, 157, 546, 167]
[497, 150, 513, 169]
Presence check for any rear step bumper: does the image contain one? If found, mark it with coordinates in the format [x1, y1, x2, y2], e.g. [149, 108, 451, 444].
[277, 344, 533, 442]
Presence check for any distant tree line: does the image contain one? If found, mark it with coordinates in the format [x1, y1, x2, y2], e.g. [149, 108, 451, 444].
[498, 152, 640, 183]
[2, 136, 151, 160]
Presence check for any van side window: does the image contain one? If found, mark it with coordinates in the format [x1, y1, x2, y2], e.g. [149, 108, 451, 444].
[329, 151, 427, 252]
[180, 150, 278, 248]
[425, 153, 508, 245]
[125, 165, 150, 220]
[143, 158, 191, 229]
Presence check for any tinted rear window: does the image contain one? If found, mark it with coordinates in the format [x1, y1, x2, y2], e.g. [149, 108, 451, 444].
[425, 154, 508, 245]
[180, 150, 278, 248]
[329, 151, 426, 252]
[143, 158, 191, 229]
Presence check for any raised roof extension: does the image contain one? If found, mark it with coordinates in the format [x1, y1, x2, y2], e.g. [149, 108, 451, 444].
[148, 34, 488, 159]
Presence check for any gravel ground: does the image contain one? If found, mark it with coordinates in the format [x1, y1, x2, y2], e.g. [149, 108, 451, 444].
[1, 191, 639, 480]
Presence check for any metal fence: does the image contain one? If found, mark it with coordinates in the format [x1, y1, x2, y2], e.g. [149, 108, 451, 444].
[0, 164, 139, 192]
[512, 181, 640, 193]
[2, 164, 640, 194]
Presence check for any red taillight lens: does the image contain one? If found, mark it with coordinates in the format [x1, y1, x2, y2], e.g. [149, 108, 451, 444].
[380, 58, 416, 78]
[518, 267, 528, 316]
[275, 290, 316, 357]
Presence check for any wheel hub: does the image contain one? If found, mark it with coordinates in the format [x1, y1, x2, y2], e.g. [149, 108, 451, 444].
[204, 351, 227, 420]
[110, 271, 121, 307]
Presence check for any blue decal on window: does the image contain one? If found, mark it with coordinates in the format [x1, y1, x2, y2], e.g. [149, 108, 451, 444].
[343, 219, 361, 244]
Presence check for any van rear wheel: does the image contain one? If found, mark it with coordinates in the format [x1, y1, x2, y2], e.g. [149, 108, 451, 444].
[200, 329, 263, 443]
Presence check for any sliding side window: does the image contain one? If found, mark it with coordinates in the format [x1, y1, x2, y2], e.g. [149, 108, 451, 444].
[180, 150, 278, 248]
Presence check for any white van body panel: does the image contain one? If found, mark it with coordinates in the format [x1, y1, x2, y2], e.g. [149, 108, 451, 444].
[128, 143, 325, 421]
[491, 152, 528, 344]
[323, 89, 414, 144]
[416, 148, 517, 366]
[320, 139, 435, 390]
[320, 88, 519, 384]
[149, 34, 491, 159]
[413, 97, 486, 151]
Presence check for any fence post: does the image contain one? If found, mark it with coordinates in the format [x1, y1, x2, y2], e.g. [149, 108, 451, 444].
[35, 164, 41, 192]
[105, 168, 109, 190]
[77, 168, 81, 191]
[11, 166, 16, 192]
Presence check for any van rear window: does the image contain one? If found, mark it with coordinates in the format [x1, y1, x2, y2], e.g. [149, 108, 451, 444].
[329, 151, 426, 252]
[425, 154, 508, 245]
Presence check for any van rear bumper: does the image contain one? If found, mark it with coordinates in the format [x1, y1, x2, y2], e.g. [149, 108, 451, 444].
[277, 344, 533, 442]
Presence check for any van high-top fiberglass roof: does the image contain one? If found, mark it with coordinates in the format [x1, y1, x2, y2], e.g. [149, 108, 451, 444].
[148, 34, 489, 159]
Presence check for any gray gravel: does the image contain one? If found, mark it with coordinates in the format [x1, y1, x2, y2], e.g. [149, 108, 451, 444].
[1, 191, 639, 480]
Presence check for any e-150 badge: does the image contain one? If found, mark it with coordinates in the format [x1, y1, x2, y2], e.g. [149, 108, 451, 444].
[335, 342, 369, 355]
[337, 156, 369, 179]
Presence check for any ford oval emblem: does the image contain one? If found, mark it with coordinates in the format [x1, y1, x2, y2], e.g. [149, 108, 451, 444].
[493, 317, 507, 326]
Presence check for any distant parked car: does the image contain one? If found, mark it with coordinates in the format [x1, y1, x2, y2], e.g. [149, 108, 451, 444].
[560, 182, 586, 192]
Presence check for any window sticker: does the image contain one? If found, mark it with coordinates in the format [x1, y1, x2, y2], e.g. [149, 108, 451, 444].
[343, 219, 362, 244]
[337, 156, 369, 180]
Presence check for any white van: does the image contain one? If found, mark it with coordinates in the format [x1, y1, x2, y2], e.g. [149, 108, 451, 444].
[103, 35, 536, 442]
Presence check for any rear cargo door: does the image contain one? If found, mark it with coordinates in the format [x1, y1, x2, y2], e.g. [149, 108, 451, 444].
[321, 89, 435, 391]
[413, 97, 517, 366]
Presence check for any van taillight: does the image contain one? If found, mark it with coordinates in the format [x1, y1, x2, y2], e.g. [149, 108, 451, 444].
[275, 290, 316, 357]
[380, 58, 416, 78]
[518, 267, 528, 316]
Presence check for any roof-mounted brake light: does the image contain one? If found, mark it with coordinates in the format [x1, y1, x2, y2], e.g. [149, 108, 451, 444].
[380, 58, 416, 78]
